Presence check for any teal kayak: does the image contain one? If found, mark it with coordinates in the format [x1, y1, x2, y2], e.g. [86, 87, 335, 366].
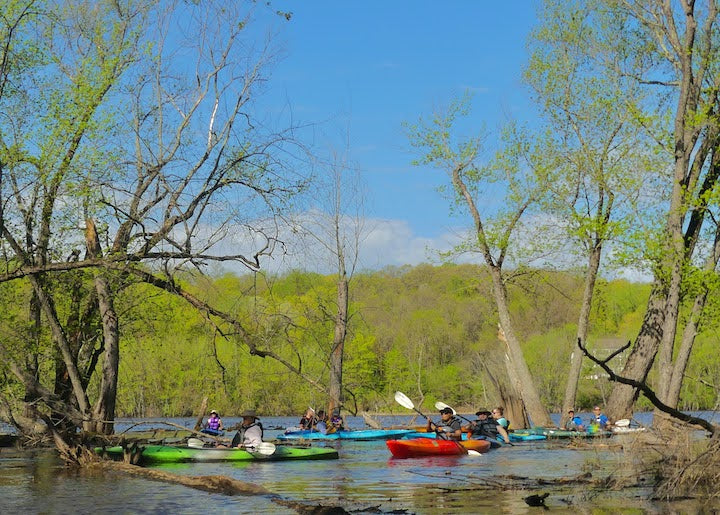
[96, 444, 339, 464]
[277, 428, 413, 441]
[514, 428, 613, 439]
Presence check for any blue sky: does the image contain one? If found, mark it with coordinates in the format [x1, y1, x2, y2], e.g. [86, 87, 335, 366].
[254, 2, 542, 271]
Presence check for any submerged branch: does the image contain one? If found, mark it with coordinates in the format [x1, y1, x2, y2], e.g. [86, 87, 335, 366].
[88, 461, 271, 496]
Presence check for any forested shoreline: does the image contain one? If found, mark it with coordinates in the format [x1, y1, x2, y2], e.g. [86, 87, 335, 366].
[86, 262, 712, 418]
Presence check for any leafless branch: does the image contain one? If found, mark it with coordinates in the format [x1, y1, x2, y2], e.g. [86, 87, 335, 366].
[577, 338, 718, 435]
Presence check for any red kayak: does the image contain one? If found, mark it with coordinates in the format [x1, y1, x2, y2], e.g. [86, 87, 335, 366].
[386, 438, 491, 458]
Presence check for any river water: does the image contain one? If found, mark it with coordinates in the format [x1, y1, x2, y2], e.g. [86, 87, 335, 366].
[0, 411, 717, 514]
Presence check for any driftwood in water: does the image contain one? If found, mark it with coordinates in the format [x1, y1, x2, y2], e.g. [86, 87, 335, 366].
[273, 498, 351, 513]
[361, 411, 382, 429]
[193, 397, 209, 432]
[115, 420, 226, 444]
[89, 460, 270, 496]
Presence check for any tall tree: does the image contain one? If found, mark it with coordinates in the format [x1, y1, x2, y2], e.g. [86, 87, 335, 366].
[0, 0, 307, 442]
[588, 0, 720, 421]
[406, 95, 554, 427]
[524, 0, 658, 422]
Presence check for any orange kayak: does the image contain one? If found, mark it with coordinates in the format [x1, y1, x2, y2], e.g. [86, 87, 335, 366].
[386, 438, 491, 458]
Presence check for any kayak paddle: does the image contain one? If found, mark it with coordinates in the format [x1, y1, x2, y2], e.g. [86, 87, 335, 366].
[394, 391, 430, 419]
[187, 438, 205, 448]
[395, 391, 445, 432]
[434, 401, 473, 423]
[614, 418, 630, 427]
[248, 441, 277, 456]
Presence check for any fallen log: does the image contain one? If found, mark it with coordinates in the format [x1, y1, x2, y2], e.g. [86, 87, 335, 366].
[88, 460, 271, 496]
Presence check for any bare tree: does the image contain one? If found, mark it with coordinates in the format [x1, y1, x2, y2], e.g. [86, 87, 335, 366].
[0, 0, 308, 445]
[291, 138, 366, 414]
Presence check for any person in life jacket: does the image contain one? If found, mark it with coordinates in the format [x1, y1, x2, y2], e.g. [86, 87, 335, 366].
[231, 410, 263, 449]
[299, 407, 316, 430]
[327, 408, 346, 433]
[565, 409, 585, 431]
[467, 409, 511, 444]
[427, 407, 462, 440]
[201, 410, 223, 434]
[314, 410, 329, 434]
[491, 406, 510, 430]
[588, 406, 609, 432]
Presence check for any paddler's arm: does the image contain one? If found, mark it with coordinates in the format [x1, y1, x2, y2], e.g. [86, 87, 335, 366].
[497, 425, 512, 444]
[426, 417, 436, 432]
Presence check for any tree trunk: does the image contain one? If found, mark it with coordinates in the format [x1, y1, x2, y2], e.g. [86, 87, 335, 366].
[605, 283, 665, 420]
[194, 397, 209, 431]
[86, 218, 120, 434]
[92, 272, 119, 434]
[561, 244, 602, 424]
[490, 266, 553, 427]
[663, 235, 720, 409]
[605, 0, 712, 424]
[328, 274, 348, 411]
[495, 325, 530, 428]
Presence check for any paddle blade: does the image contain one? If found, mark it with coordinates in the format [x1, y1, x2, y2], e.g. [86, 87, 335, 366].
[394, 391, 415, 410]
[466, 449, 482, 456]
[434, 401, 456, 416]
[187, 438, 205, 448]
[615, 418, 630, 427]
[252, 442, 277, 455]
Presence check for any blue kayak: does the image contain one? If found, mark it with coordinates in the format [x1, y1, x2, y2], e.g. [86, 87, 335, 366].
[277, 428, 414, 441]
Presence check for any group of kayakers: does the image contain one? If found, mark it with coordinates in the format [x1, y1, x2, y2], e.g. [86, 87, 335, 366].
[298, 407, 346, 434]
[200, 409, 264, 449]
[428, 405, 513, 444]
[565, 405, 610, 432]
[201, 403, 612, 451]
[201, 405, 348, 450]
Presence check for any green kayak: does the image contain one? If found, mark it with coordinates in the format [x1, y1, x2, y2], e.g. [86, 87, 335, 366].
[96, 444, 339, 464]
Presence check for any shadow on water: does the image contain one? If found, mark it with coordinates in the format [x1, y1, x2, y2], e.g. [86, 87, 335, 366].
[1, 413, 719, 513]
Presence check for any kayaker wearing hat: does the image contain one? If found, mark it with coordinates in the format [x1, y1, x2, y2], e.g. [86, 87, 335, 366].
[201, 409, 223, 435]
[466, 409, 511, 444]
[426, 406, 462, 441]
[231, 410, 264, 449]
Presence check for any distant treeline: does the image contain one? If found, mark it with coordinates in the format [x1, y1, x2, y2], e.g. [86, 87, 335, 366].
[81, 263, 716, 417]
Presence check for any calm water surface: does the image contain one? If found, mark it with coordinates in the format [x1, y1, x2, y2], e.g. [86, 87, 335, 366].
[0, 411, 717, 514]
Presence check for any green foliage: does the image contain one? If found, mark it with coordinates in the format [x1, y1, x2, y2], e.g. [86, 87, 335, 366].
[89, 264, 670, 416]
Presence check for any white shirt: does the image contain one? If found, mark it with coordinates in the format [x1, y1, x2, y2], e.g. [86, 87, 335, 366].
[241, 423, 263, 448]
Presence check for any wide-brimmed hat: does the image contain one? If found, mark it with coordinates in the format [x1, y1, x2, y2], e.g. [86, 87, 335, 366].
[475, 409, 492, 416]
[240, 410, 258, 419]
[210, 409, 218, 415]
[439, 407, 453, 415]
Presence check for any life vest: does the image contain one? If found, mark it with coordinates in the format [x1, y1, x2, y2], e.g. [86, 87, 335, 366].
[436, 416, 462, 440]
[231, 421, 264, 447]
[470, 419, 499, 439]
[299, 416, 317, 429]
[207, 415, 221, 430]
